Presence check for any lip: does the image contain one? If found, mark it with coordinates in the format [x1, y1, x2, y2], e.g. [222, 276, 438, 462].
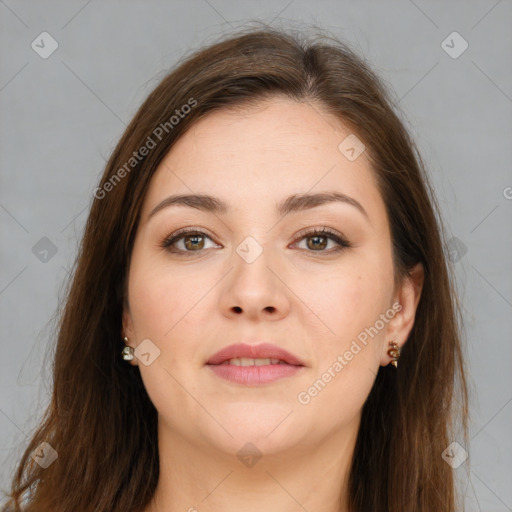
[206, 343, 305, 386]
[206, 343, 305, 366]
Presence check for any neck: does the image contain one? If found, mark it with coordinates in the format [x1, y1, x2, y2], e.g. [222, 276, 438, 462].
[144, 416, 359, 512]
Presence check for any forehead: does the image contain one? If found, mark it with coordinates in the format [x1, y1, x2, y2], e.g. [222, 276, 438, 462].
[141, 97, 384, 222]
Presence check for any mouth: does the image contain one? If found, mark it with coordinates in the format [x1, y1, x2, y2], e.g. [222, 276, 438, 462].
[206, 343, 305, 385]
[215, 358, 296, 366]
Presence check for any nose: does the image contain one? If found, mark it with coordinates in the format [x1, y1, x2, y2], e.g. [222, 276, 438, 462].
[218, 238, 291, 322]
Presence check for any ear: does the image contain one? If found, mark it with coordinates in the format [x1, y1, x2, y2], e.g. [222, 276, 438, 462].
[122, 301, 139, 367]
[380, 262, 424, 366]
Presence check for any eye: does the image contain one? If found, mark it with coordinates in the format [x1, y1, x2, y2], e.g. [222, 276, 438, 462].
[161, 228, 219, 254]
[161, 226, 351, 255]
[293, 227, 351, 253]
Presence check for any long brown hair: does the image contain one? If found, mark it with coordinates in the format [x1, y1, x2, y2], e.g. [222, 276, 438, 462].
[3, 25, 468, 512]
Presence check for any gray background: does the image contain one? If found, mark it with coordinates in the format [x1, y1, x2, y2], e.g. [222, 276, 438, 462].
[1, 1, 511, 510]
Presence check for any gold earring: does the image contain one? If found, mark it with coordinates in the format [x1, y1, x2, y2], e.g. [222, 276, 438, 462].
[122, 336, 134, 361]
[387, 341, 400, 368]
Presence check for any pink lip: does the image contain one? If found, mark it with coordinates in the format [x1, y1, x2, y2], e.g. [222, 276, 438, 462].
[206, 343, 305, 386]
[206, 343, 304, 366]
[208, 364, 303, 385]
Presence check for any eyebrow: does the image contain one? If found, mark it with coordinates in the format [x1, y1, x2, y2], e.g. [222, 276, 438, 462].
[147, 191, 369, 221]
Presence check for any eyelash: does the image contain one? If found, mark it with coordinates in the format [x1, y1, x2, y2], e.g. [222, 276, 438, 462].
[160, 226, 351, 255]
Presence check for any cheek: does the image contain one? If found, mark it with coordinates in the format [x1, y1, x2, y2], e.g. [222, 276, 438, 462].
[127, 252, 214, 382]
[128, 275, 168, 337]
[294, 269, 388, 420]
[127, 257, 208, 426]
[294, 261, 392, 342]
[291, 261, 393, 418]
[127, 253, 198, 338]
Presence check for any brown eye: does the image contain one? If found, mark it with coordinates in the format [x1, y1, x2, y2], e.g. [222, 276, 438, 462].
[182, 234, 206, 251]
[161, 226, 350, 256]
[162, 229, 218, 254]
[306, 234, 328, 251]
[295, 227, 351, 254]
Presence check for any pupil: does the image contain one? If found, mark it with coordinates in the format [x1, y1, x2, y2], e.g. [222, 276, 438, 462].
[309, 235, 326, 250]
[185, 235, 203, 250]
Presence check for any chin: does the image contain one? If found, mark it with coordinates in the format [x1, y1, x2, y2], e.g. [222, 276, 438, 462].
[232, 406, 299, 438]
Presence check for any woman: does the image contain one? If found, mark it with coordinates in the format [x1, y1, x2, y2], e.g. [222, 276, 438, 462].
[3, 26, 468, 512]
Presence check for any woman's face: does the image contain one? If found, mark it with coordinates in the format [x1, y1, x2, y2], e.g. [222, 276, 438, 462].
[123, 97, 421, 457]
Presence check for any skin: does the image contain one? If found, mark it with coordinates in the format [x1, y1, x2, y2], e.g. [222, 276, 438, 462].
[122, 97, 424, 512]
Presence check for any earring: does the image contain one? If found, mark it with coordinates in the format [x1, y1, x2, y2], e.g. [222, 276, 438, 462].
[387, 341, 400, 368]
[122, 337, 134, 361]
